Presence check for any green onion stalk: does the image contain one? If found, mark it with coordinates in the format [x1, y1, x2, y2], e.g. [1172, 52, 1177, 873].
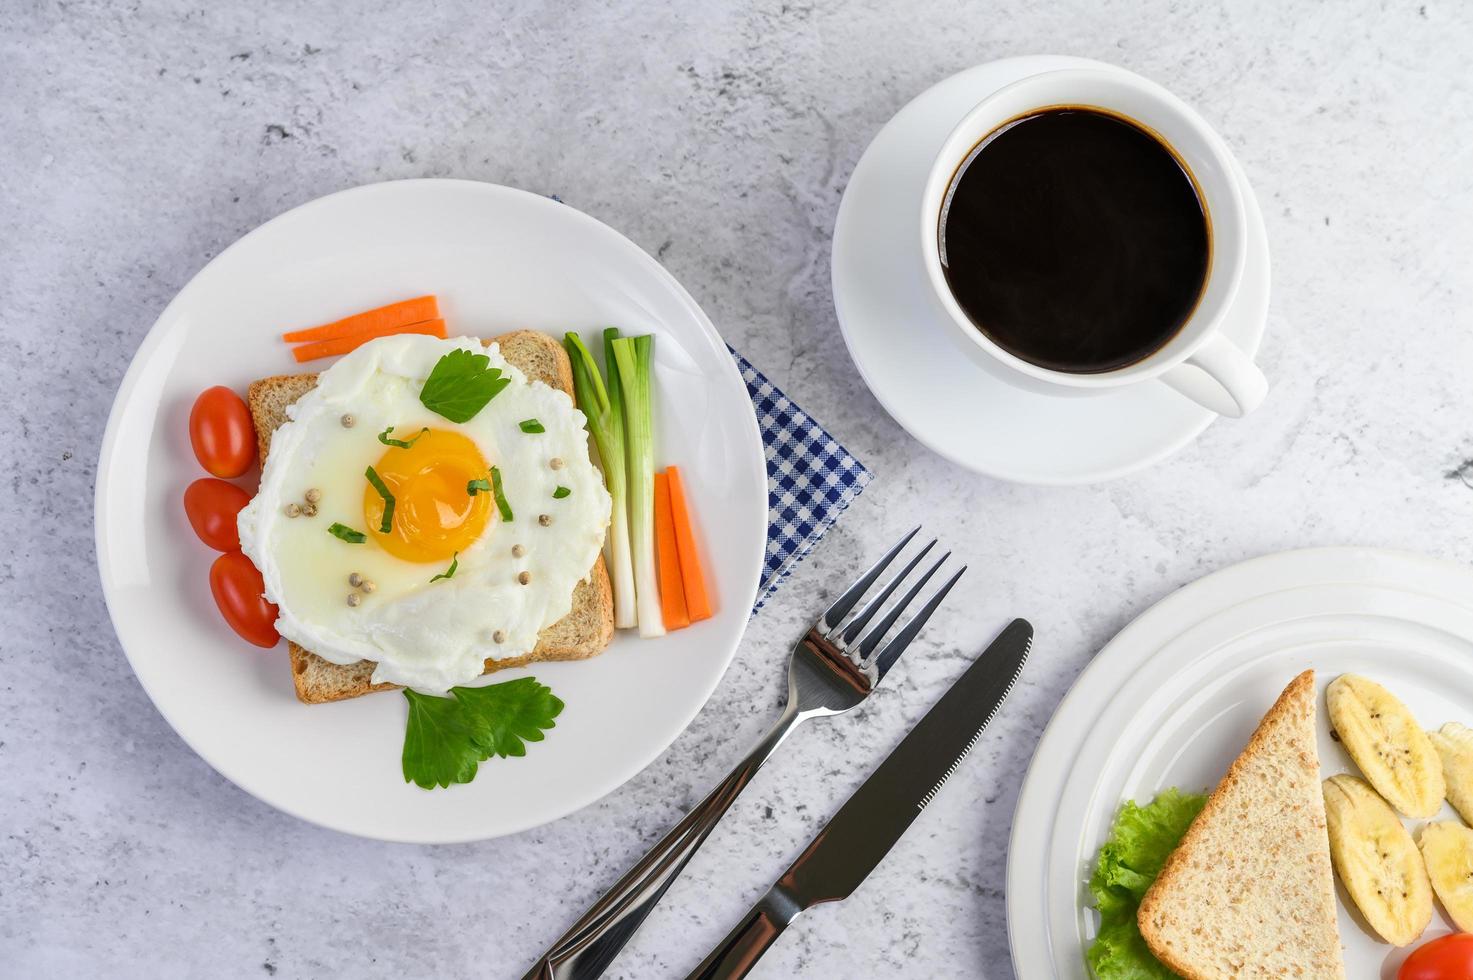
[611, 333, 663, 638]
[564, 330, 637, 629]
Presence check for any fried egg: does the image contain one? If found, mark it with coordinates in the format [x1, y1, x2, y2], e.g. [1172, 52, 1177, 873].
[237, 334, 611, 692]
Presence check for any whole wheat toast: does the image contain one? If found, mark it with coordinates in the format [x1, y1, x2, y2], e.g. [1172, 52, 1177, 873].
[1136, 670, 1345, 979]
[248, 330, 614, 704]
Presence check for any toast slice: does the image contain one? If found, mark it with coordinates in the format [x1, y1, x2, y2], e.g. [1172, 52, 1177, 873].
[248, 330, 615, 704]
[1136, 670, 1345, 979]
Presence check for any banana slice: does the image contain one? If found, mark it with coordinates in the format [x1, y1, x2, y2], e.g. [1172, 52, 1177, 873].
[1323, 774, 1432, 946]
[1419, 821, 1473, 932]
[1326, 674, 1445, 818]
[1428, 722, 1473, 824]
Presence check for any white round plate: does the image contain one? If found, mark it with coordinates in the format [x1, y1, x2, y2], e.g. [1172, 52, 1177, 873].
[1007, 547, 1473, 977]
[96, 180, 767, 843]
[832, 56, 1270, 485]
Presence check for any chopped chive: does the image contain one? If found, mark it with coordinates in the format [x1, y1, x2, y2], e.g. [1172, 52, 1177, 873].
[378, 425, 430, 449]
[466, 478, 492, 496]
[553, 486, 571, 499]
[328, 522, 367, 544]
[430, 552, 459, 582]
[489, 466, 513, 522]
[365, 466, 395, 534]
[519, 418, 545, 434]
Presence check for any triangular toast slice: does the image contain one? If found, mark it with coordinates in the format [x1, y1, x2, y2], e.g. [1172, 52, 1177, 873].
[247, 330, 614, 704]
[1137, 670, 1345, 978]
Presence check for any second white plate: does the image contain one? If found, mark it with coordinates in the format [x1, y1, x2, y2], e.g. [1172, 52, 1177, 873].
[1007, 547, 1473, 977]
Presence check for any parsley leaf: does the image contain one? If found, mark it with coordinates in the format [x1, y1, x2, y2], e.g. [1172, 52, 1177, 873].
[401, 678, 564, 789]
[401, 690, 484, 790]
[378, 425, 429, 449]
[489, 466, 513, 521]
[429, 552, 459, 582]
[456, 678, 565, 759]
[327, 522, 366, 543]
[466, 477, 492, 496]
[552, 486, 571, 499]
[519, 418, 545, 433]
[364, 466, 395, 533]
[419, 349, 510, 423]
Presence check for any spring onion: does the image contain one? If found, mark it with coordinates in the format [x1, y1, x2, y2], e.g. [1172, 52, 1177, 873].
[565, 330, 637, 629]
[611, 334, 663, 637]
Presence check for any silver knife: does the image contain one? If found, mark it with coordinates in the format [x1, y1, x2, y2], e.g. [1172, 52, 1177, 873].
[686, 618, 1032, 980]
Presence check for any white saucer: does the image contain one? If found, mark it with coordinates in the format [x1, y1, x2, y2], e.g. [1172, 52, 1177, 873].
[832, 56, 1270, 485]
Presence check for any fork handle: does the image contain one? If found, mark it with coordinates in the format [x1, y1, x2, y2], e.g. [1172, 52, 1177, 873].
[523, 702, 804, 980]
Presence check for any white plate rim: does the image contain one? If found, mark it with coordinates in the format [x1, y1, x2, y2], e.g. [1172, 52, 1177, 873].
[1005, 546, 1473, 976]
[831, 55, 1271, 485]
[94, 178, 768, 843]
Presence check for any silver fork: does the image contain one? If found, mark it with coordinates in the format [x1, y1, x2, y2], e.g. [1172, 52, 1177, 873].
[523, 526, 965, 980]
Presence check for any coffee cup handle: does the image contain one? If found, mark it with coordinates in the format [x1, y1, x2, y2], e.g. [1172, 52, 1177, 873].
[1159, 334, 1268, 418]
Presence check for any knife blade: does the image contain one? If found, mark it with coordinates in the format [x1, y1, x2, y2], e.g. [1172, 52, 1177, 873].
[687, 618, 1032, 980]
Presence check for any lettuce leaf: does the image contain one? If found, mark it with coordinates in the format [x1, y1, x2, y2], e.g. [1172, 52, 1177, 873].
[1086, 788, 1206, 979]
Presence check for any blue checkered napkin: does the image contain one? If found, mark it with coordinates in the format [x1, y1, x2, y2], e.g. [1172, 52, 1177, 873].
[729, 349, 873, 611]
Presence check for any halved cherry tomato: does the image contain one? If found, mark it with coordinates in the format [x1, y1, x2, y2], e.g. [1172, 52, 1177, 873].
[189, 386, 255, 478]
[184, 478, 250, 551]
[209, 551, 279, 648]
[1399, 933, 1473, 980]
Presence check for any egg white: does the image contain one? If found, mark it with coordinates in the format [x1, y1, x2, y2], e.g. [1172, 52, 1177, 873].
[237, 335, 611, 692]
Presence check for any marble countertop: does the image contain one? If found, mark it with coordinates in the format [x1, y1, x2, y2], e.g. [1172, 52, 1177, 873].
[6, 1, 1473, 976]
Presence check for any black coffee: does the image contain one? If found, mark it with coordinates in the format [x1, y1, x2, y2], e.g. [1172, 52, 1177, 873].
[939, 107, 1209, 374]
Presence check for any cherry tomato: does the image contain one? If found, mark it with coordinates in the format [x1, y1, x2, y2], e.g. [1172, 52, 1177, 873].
[183, 478, 250, 551]
[189, 386, 255, 478]
[209, 551, 279, 648]
[1400, 933, 1473, 980]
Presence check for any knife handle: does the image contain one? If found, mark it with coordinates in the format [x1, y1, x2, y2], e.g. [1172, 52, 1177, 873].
[686, 890, 799, 980]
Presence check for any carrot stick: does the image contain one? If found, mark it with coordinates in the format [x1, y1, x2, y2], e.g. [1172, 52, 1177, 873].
[664, 466, 712, 621]
[654, 471, 690, 630]
[282, 295, 439, 343]
[290, 318, 446, 363]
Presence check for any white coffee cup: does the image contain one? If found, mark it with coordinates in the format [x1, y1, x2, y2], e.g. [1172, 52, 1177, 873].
[918, 68, 1267, 418]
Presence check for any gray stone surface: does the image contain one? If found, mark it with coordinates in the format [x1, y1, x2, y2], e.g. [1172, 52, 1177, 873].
[5, 0, 1473, 976]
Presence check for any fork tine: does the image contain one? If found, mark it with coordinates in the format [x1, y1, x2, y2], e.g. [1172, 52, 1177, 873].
[871, 564, 967, 680]
[836, 539, 937, 644]
[819, 525, 921, 631]
[855, 551, 950, 661]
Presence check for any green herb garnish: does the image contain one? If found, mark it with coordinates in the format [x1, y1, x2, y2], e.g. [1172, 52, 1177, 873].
[489, 466, 513, 522]
[518, 418, 545, 433]
[401, 678, 564, 789]
[364, 466, 395, 533]
[454, 681, 564, 758]
[466, 478, 492, 496]
[401, 690, 482, 789]
[430, 552, 459, 582]
[553, 486, 571, 499]
[1087, 788, 1207, 978]
[419, 349, 510, 423]
[327, 522, 367, 544]
[378, 425, 430, 449]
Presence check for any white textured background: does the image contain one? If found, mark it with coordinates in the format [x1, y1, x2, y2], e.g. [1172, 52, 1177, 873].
[5, 1, 1473, 977]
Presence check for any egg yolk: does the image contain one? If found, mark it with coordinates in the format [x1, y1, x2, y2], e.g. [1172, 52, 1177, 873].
[364, 428, 493, 563]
